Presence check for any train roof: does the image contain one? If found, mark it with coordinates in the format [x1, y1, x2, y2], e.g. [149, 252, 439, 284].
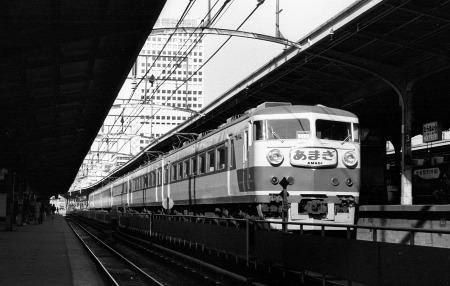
[250, 102, 358, 118]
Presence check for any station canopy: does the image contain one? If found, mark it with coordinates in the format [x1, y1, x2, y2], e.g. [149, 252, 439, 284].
[0, 0, 167, 196]
[0, 0, 449, 197]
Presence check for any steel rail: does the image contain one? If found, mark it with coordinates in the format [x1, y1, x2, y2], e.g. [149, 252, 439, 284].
[66, 217, 164, 286]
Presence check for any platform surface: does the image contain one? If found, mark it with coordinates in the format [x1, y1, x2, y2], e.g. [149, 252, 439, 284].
[0, 214, 106, 286]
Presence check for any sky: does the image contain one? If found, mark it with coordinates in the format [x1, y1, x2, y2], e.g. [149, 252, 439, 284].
[158, 0, 356, 105]
[72, 0, 356, 189]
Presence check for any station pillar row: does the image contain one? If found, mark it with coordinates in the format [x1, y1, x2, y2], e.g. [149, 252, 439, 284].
[400, 88, 413, 205]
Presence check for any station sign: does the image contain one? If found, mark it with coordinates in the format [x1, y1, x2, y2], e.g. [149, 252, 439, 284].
[422, 121, 442, 143]
[414, 168, 440, 180]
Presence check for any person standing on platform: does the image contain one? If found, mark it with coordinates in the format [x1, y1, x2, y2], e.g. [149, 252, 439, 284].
[23, 196, 30, 226]
[39, 203, 45, 224]
[34, 200, 41, 225]
[51, 204, 56, 219]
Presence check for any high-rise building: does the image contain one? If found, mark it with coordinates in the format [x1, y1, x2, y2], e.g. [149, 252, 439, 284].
[118, 18, 205, 155]
[72, 18, 205, 189]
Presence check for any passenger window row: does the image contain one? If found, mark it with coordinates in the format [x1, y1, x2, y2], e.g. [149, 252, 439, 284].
[130, 144, 227, 192]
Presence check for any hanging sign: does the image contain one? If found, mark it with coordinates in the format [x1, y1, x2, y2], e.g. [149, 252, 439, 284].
[423, 121, 442, 143]
[414, 168, 440, 180]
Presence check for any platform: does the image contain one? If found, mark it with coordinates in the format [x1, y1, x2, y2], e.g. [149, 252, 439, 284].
[0, 214, 106, 286]
[357, 204, 450, 247]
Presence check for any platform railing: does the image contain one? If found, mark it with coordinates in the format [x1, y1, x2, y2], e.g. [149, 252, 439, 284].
[79, 210, 450, 285]
[79, 210, 450, 245]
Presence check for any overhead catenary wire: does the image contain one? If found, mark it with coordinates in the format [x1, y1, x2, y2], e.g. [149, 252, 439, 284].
[103, 0, 226, 156]
[97, 0, 265, 165]
[87, 0, 225, 170]
[78, 0, 268, 187]
[92, 0, 201, 159]
[80, 0, 198, 173]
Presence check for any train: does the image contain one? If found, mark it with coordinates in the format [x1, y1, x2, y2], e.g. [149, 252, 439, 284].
[89, 102, 360, 229]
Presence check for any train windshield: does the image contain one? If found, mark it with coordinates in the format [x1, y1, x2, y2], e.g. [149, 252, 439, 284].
[316, 119, 359, 142]
[254, 119, 310, 140]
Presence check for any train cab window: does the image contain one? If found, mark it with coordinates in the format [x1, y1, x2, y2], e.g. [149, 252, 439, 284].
[207, 149, 215, 172]
[316, 120, 352, 141]
[267, 119, 310, 140]
[144, 175, 148, 188]
[191, 157, 197, 175]
[198, 153, 206, 174]
[183, 160, 189, 178]
[217, 145, 226, 170]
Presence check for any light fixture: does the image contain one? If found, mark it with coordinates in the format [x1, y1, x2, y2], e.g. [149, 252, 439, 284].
[148, 74, 155, 87]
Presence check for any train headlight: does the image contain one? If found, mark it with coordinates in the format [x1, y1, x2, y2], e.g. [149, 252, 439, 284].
[267, 149, 284, 165]
[342, 151, 358, 168]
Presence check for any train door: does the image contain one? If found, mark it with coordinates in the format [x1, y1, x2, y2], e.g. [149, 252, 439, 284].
[243, 128, 250, 190]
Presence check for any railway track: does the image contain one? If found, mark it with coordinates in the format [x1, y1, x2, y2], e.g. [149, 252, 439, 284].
[66, 218, 164, 286]
[67, 216, 244, 286]
[68, 215, 356, 286]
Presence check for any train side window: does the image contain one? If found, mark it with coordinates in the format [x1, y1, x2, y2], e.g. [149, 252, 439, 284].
[177, 162, 182, 180]
[183, 160, 189, 178]
[353, 123, 360, 142]
[253, 120, 264, 140]
[191, 157, 197, 175]
[157, 168, 162, 186]
[198, 153, 206, 174]
[230, 139, 234, 168]
[217, 145, 226, 170]
[150, 172, 155, 187]
[164, 165, 169, 184]
[207, 149, 215, 172]
[171, 164, 177, 181]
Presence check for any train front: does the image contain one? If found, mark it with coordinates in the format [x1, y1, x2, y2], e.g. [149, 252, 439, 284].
[250, 104, 360, 230]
